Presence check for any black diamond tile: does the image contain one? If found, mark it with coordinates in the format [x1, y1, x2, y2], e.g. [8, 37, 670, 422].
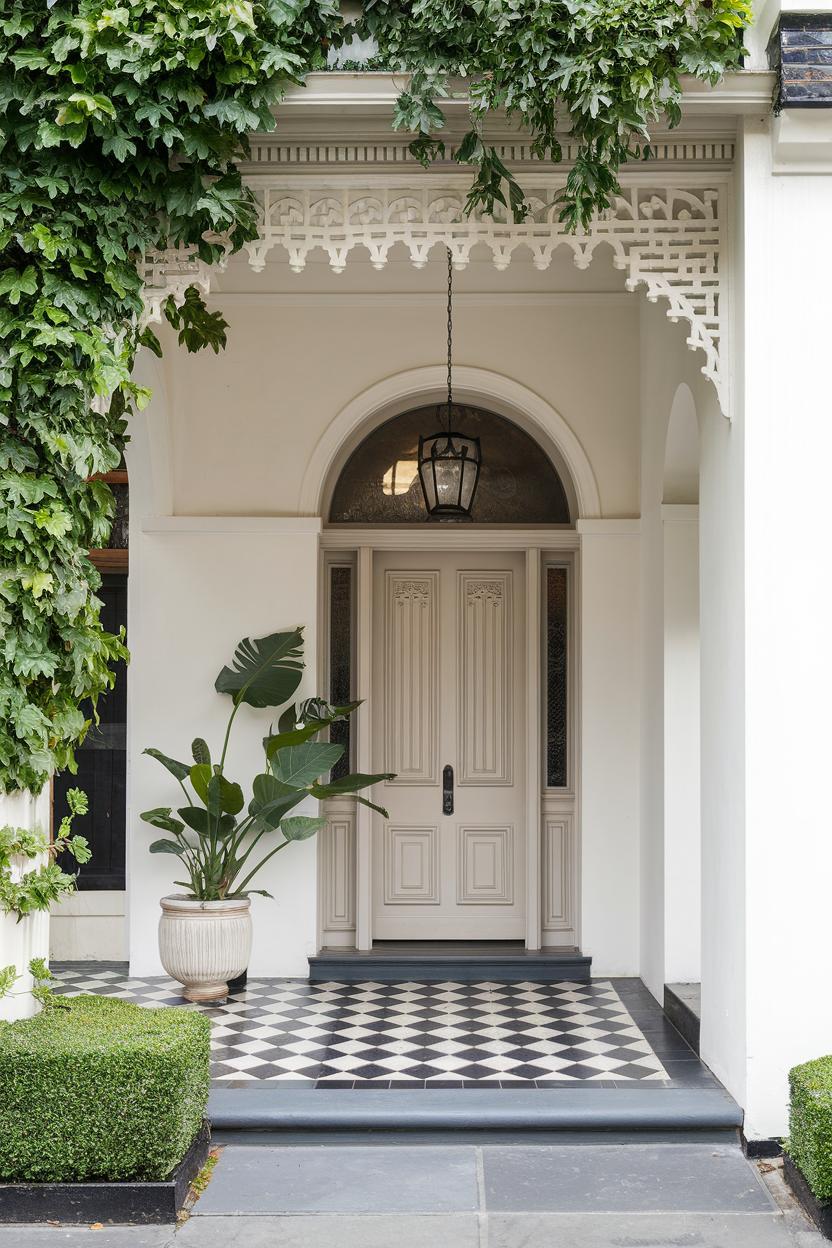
[50, 971, 673, 1085]
[548, 1062, 602, 1079]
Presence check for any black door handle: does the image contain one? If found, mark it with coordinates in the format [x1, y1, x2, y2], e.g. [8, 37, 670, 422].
[442, 764, 454, 815]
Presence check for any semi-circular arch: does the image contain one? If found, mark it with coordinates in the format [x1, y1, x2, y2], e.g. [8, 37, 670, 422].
[299, 365, 601, 521]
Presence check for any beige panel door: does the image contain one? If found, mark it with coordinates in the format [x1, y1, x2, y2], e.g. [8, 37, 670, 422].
[372, 550, 526, 939]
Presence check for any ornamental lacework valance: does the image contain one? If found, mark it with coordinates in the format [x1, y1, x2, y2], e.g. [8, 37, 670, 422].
[140, 182, 727, 416]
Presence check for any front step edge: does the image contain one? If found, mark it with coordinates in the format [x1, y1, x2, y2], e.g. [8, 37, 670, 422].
[308, 953, 593, 983]
[208, 1087, 741, 1139]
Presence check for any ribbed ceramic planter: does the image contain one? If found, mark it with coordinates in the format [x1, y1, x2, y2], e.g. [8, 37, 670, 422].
[158, 896, 252, 1003]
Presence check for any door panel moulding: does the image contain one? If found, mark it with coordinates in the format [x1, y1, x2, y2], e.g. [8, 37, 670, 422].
[318, 539, 578, 952]
[140, 176, 733, 418]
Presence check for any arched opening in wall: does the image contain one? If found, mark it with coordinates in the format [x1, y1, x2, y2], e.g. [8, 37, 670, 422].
[663, 383, 700, 506]
[318, 395, 581, 956]
[662, 383, 702, 1005]
[327, 404, 572, 525]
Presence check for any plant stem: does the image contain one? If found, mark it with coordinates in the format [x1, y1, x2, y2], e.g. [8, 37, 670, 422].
[235, 838, 291, 895]
[218, 700, 241, 773]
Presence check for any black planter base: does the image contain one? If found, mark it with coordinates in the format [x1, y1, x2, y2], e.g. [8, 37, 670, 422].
[784, 1153, 832, 1239]
[0, 1121, 210, 1225]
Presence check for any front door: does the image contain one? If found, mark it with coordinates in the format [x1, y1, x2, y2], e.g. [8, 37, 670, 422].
[372, 550, 526, 939]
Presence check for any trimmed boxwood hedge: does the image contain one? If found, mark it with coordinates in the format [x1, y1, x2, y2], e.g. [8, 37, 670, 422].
[789, 1055, 832, 1201]
[0, 995, 210, 1183]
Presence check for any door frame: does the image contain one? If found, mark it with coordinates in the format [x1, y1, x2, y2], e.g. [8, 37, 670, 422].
[319, 527, 580, 951]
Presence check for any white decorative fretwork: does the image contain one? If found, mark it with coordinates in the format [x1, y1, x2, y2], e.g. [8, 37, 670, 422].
[138, 242, 232, 325]
[140, 182, 728, 416]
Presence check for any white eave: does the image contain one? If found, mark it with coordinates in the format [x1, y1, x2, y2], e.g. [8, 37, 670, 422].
[273, 70, 776, 119]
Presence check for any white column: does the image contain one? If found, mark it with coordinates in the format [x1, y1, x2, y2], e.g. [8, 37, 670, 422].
[354, 546, 373, 951]
[577, 520, 641, 975]
[702, 114, 832, 1138]
[662, 506, 701, 984]
[0, 788, 51, 1021]
[741, 115, 832, 1138]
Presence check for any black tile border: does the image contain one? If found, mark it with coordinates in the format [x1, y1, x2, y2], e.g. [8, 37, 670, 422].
[0, 1121, 209, 1225]
[783, 1153, 832, 1237]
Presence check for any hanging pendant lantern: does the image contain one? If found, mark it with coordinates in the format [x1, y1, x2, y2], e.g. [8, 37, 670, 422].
[418, 249, 482, 520]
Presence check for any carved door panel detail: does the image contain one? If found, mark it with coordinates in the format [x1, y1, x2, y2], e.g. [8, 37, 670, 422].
[383, 826, 440, 904]
[458, 571, 513, 786]
[457, 826, 514, 904]
[383, 572, 438, 784]
[373, 551, 526, 940]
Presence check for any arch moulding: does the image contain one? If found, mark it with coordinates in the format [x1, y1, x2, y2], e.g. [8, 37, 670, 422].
[299, 364, 601, 521]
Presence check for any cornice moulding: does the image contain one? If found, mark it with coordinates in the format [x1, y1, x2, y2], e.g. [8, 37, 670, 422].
[271, 71, 775, 117]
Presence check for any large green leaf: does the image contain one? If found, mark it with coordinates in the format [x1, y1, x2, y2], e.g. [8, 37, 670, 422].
[280, 815, 326, 841]
[264, 699, 363, 760]
[189, 765, 244, 815]
[310, 772, 394, 819]
[178, 806, 236, 839]
[140, 807, 185, 834]
[249, 773, 306, 830]
[149, 838, 186, 857]
[143, 749, 190, 782]
[214, 628, 304, 709]
[211, 774, 245, 816]
[189, 763, 211, 803]
[272, 741, 343, 786]
[264, 721, 324, 758]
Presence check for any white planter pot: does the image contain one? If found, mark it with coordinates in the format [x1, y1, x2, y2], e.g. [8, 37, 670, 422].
[0, 789, 51, 1023]
[158, 896, 252, 1002]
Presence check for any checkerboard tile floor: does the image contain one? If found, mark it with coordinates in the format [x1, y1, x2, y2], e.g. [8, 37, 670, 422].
[51, 970, 669, 1085]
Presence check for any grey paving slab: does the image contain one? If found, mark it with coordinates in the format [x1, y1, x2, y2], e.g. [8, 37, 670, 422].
[193, 1143, 479, 1214]
[486, 1212, 816, 1247]
[482, 1143, 776, 1213]
[177, 1212, 481, 1247]
[0, 1230, 173, 1248]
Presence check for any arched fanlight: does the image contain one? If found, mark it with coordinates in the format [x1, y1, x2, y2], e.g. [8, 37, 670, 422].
[418, 249, 482, 520]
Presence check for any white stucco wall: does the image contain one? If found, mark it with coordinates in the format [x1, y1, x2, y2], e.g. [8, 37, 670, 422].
[123, 268, 647, 979]
[164, 278, 641, 518]
[578, 521, 641, 975]
[735, 117, 832, 1138]
[124, 516, 321, 977]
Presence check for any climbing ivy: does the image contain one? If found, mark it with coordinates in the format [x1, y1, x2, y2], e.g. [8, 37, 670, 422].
[0, 0, 750, 795]
[360, 0, 751, 228]
[0, 0, 339, 793]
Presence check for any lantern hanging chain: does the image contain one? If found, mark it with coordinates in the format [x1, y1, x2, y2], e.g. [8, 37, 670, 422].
[446, 245, 453, 431]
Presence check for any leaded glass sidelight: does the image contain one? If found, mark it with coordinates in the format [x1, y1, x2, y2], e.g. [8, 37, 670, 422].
[328, 564, 353, 781]
[546, 565, 569, 788]
[329, 405, 570, 525]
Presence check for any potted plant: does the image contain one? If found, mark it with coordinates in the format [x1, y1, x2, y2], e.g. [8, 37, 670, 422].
[142, 627, 390, 1001]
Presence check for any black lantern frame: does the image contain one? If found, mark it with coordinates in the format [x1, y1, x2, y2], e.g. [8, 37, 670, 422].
[418, 425, 482, 519]
[417, 249, 482, 521]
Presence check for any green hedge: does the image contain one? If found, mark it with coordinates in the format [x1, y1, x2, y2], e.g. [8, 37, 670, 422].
[789, 1055, 832, 1201]
[0, 995, 210, 1182]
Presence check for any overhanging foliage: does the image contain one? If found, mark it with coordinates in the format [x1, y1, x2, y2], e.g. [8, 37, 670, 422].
[0, 0, 750, 795]
[359, 0, 750, 228]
